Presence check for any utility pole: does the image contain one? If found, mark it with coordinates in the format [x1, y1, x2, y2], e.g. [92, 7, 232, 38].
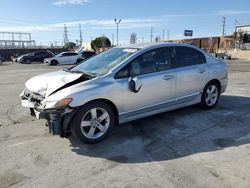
[63, 24, 69, 45]
[114, 18, 121, 46]
[167, 29, 170, 40]
[150, 27, 153, 43]
[112, 34, 114, 46]
[222, 17, 226, 37]
[79, 23, 83, 46]
[142, 36, 144, 43]
[162, 29, 165, 41]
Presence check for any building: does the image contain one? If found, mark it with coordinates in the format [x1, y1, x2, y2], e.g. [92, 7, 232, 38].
[167, 36, 234, 53]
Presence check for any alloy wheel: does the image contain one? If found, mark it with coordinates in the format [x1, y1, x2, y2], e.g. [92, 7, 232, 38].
[80, 107, 110, 139]
[205, 85, 218, 106]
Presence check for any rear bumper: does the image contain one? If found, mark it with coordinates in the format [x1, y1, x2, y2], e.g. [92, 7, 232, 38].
[220, 76, 228, 94]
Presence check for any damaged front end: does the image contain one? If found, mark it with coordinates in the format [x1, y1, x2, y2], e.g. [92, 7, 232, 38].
[20, 69, 95, 137]
[20, 89, 77, 137]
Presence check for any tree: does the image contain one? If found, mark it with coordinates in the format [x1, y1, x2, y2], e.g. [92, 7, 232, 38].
[91, 36, 111, 51]
[64, 42, 76, 51]
[130, 33, 137, 44]
[233, 30, 245, 49]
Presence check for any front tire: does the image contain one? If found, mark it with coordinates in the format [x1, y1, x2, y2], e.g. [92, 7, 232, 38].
[201, 82, 220, 109]
[50, 60, 58, 66]
[71, 101, 115, 143]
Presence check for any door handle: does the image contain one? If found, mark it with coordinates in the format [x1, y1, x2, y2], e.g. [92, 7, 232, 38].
[198, 69, 206, 74]
[163, 75, 175, 80]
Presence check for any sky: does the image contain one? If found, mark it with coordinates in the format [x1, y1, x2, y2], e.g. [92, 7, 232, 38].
[0, 0, 250, 46]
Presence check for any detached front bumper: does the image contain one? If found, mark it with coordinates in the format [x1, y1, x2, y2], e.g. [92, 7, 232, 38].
[35, 106, 77, 137]
[20, 89, 77, 137]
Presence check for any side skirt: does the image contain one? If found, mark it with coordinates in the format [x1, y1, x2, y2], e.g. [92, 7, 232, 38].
[119, 93, 201, 124]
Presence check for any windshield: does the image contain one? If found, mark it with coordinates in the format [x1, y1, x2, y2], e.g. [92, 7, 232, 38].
[70, 48, 138, 75]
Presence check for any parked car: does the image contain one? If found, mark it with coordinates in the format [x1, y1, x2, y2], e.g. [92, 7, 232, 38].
[215, 52, 232, 60]
[44, 51, 81, 65]
[17, 50, 54, 64]
[20, 43, 228, 143]
[79, 51, 96, 60]
[0, 54, 4, 64]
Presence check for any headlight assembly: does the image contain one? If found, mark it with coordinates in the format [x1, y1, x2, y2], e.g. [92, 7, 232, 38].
[43, 98, 72, 109]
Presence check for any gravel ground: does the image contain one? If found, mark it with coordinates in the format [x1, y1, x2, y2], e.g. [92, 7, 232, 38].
[0, 60, 250, 188]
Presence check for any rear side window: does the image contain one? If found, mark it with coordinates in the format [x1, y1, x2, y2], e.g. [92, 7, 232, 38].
[175, 47, 206, 68]
[62, 53, 78, 56]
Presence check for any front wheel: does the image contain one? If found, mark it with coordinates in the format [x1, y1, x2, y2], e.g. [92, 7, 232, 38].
[201, 82, 220, 109]
[50, 60, 58, 66]
[71, 101, 115, 143]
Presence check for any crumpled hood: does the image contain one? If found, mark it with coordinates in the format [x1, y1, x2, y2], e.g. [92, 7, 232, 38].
[25, 70, 83, 97]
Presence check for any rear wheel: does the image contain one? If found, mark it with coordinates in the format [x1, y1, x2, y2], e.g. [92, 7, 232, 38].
[201, 82, 220, 109]
[71, 101, 115, 143]
[75, 59, 82, 64]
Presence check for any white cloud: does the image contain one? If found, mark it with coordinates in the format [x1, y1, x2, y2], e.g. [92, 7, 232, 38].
[3, 10, 249, 33]
[52, 0, 89, 6]
[0, 18, 160, 32]
[216, 10, 250, 16]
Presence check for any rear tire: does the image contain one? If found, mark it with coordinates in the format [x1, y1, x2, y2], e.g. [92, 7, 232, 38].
[71, 101, 115, 143]
[75, 59, 82, 64]
[200, 82, 220, 109]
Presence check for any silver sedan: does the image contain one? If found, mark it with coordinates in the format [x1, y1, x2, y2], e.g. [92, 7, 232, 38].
[20, 43, 228, 143]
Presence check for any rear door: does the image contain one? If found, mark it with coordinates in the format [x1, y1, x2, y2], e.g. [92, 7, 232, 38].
[66, 53, 78, 64]
[174, 46, 208, 102]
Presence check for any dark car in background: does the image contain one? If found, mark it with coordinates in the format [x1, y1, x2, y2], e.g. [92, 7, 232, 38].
[17, 50, 55, 64]
[0, 54, 4, 64]
[80, 51, 96, 60]
[214, 52, 232, 60]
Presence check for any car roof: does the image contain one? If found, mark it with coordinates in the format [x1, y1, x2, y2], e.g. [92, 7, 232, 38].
[119, 42, 199, 50]
[60, 51, 76, 54]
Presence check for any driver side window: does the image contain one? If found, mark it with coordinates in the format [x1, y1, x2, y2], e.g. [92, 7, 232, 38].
[115, 47, 173, 79]
[130, 47, 173, 76]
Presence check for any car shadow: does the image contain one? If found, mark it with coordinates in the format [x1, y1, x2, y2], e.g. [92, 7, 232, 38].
[69, 95, 250, 163]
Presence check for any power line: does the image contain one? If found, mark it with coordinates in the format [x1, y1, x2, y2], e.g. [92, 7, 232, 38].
[150, 27, 153, 43]
[222, 17, 226, 37]
[63, 24, 69, 45]
[162, 29, 165, 41]
[79, 23, 83, 45]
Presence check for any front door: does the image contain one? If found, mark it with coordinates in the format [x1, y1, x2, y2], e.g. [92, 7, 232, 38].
[115, 47, 176, 116]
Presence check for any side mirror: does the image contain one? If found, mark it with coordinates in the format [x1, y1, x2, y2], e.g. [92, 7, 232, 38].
[128, 77, 142, 93]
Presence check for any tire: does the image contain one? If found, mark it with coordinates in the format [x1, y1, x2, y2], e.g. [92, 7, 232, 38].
[200, 82, 220, 109]
[25, 59, 31, 64]
[50, 60, 58, 66]
[71, 101, 115, 143]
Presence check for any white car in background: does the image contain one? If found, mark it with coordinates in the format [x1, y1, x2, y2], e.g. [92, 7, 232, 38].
[44, 52, 83, 65]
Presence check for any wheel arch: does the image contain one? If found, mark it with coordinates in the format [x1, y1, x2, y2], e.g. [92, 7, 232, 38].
[72, 98, 119, 126]
[205, 79, 221, 91]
